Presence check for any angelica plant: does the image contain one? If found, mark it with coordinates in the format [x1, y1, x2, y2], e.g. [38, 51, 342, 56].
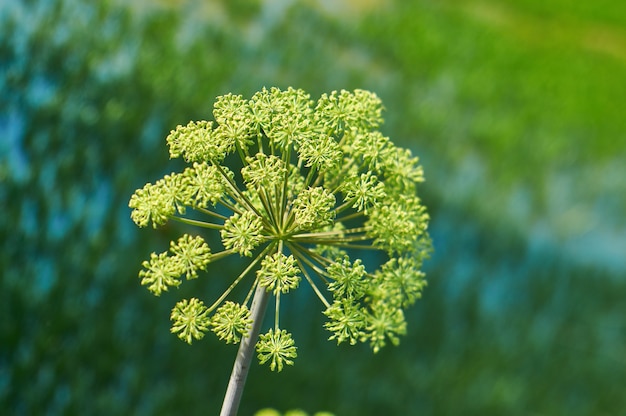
[129, 87, 431, 415]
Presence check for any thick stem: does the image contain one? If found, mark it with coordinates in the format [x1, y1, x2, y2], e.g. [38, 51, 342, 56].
[219, 284, 270, 416]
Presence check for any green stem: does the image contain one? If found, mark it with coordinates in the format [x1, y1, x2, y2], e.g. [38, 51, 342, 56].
[214, 163, 265, 221]
[290, 230, 372, 246]
[334, 199, 354, 215]
[170, 216, 223, 230]
[195, 206, 228, 221]
[291, 226, 369, 240]
[219, 283, 271, 416]
[297, 245, 334, 268]
[303, 165, 317, 190]
[318, 242, 379, 251]
[207, 243, 275, 313]
[288, 243, 331, 281]
[289, 245, 330, 308]
[275, 292, 281, 331]
[335, 210, 365, 223]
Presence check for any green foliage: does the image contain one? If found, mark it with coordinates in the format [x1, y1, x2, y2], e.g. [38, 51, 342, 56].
[360, 0, 626, 231]
[129, 87, 431, 370]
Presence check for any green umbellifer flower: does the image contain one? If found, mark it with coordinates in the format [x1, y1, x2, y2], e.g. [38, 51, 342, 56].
[221, 211, 265, 256]
[256, 329, 298, 372]
[169, 234, 212, 279]
[129, 87, 431, 371]
[210, 301, 253, 344]
[139, 251, 184, 296]
[257, 252, 300, 295]
[170, 298, 211, 344]
[323, 298, 366, 346]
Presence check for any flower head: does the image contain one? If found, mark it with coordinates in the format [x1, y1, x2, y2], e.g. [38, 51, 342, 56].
[169, 234, 212, 279]
[210, 301, 253, 344]
[138, 251, 183, 296]
[291, 187, 336, 232]
[179, 162, 228, 208]
[221, 211, 265, 256]
[170, 298, 211, 344]
[256, 329, 298, 372]
[323, 298, 366, 346]
[327, 257, 367, 300]
[130, 87, 431, 370]
[129, 175, 181, 228]
[167, 120, 225, 163]
[341, 172, 386, 214]
[257, 252, 301, 295]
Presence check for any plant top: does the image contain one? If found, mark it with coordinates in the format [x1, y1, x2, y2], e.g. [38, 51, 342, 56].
[129, 87, 431, 371]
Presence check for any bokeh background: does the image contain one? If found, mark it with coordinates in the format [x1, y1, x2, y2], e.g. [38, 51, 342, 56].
[2, 0, 626, 414]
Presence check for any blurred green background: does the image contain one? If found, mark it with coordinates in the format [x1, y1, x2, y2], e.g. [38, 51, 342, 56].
[2, 0, 625, 414]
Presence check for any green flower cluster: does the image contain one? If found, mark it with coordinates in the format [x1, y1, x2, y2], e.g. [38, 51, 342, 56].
[129, 87, 431, 371]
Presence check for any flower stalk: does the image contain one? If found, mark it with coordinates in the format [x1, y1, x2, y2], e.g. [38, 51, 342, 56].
[220, 283, 270, 416]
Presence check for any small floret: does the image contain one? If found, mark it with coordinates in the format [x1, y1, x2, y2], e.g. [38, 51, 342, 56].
[170, 298, 211, 344]
[210, 301, 253, 344]
[138, 251, 183, 296]
[220, 211, 265, 256]
[169, 234, 212, 280]
[256, 329, 297, 372]
[258, 252, 301, 295]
